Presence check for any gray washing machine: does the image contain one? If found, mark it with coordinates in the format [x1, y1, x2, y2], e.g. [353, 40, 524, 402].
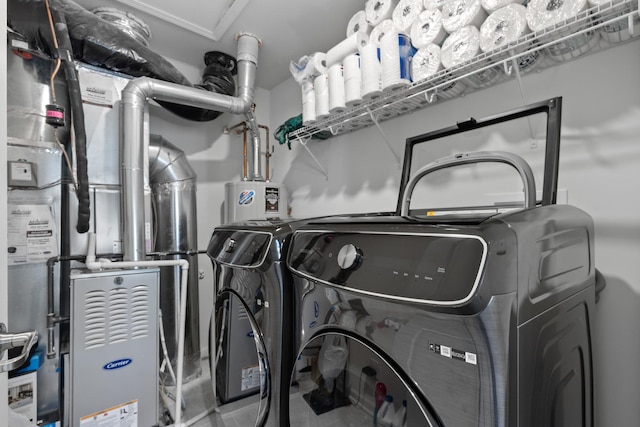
[285, 98, 601, 426]
[207, 219, 305, 427]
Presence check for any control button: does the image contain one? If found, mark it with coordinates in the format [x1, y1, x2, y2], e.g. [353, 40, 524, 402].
[337, 244, 361, 270]
[223, 237, 236, 253]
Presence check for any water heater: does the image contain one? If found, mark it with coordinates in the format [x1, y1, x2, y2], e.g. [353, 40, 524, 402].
[225, 181, 288, 223]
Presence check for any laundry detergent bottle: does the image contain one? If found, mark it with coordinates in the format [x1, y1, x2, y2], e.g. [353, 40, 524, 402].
[391, 399, 407, 427]
[377, 395, 395, 427]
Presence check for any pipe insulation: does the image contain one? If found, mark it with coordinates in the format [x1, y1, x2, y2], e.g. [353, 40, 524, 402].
[120, 33, 262, 262]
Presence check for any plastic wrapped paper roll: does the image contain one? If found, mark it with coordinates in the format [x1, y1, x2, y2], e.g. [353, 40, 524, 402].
[479, 4, 530, 52]
[301, 80, 316, 125]
[347, 10, 372, 37]
[370, 19, 398, 46]
[411, 44, 444, 81]
[423, 0, 448, 9]
[380, 31, 415, 90]
[393, 0, 424, 33]
[314, 73, 330, 119]
[481, 0, 526, 14]
[344, 54, 363, 107]
[327, 32, 369, 67]
[588, 0, 640, 43]
[464, 64, 504, 88]
[441, 26, 481, 69]
[442, 0, 488, 34]
[436, 77, 468, 99]
[366, 0, 400, 26]
[328, 64, 346, 114]
[527, 0, 599, 61]
[411, 9, 448, 48]
[289, 52, 328, 84]
[359, 42, 383, 99]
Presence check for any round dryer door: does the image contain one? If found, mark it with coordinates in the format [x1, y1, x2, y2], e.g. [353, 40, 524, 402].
[210, 289, 270, 426]
[289, 331, 441, 426]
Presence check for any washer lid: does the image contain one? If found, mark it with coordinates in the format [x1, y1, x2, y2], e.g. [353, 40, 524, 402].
[207, 229, 272, 268]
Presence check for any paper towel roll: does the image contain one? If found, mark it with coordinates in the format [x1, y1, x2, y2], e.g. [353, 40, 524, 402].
[366, 0, 400, 26]
[344, 54, 363, 107]
[441, 26, 481, 68]
[526, 0, 588, 32]
[289, 52, 328, 84]
[370, 19, 398, 46]
[359, 42, 383, 99]
[381, 31, 414, 90]
[327, 32, 369, 67]
[328, 64, 347, 114]
[301, 80, 316, 125]
[314, 73, 330, 119]
[464, 64, 504, 88]
[393, 0, 424, 33]
[481, 0, 526, 14]
[410, 9, 448, 48]
[442, 0, 488, 34]
[347, 10, 372, 37]
[436, 77, 468, 99]
[411, 44, 444, 81]
[423, 0, 448, 9]
[479, 4, 529, 53]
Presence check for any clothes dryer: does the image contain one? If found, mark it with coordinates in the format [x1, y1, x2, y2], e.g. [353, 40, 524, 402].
[207, 219, 307, 427]
[284, 98, 601, 427]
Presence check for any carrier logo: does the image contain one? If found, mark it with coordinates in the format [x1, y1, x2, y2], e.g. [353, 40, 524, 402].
[103, 358, 133, 370]
[238, 190, 255, 206]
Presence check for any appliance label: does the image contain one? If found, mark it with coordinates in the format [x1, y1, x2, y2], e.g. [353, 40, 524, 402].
[429, 341, 477, 365]
[7, 204, 59, 265]
[238, 190, 255, 206]
[265, 187, 279, 212]
[80, 399, 138, 427]
[103, 358, 133, 371]
[241, 364, 261, 391]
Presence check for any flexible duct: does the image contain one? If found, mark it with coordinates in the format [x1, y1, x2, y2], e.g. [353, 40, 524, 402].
[149, 135, 201, 383]
[121, 33, 261, 262]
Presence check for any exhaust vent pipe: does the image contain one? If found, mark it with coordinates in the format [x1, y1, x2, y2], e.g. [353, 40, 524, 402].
[121, 33, 261, 261]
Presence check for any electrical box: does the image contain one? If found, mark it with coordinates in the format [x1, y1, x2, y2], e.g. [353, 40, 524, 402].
[8, 160, 37, 187]
[69, 269, 159, 427]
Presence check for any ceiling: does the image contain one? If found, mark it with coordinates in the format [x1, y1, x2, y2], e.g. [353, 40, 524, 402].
[74, 0, 365, 90]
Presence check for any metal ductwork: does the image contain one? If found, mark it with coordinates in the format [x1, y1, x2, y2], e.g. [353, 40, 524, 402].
[149, 134, 201, 383]
[121, 32, 262, 262]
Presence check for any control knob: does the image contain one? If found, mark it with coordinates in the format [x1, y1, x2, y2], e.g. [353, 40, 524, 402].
[337, 244, 362, 270]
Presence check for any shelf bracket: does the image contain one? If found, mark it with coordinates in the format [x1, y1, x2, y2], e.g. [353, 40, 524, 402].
[366, 107, 401, 166]
[296, 135, 328, 179]
[503, 60, 513, 76]
[425, 89, 438, 104]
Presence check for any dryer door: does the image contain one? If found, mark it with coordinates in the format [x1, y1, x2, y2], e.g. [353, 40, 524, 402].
[289, 331, 442, 426]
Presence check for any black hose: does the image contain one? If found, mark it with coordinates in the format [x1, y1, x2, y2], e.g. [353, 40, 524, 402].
[50, 2, 91, 233]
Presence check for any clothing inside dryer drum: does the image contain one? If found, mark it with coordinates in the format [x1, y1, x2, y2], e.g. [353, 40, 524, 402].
[289, 333, 436, 427]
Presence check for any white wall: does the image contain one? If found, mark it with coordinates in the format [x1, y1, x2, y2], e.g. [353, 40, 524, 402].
[270, 40, 640, 425]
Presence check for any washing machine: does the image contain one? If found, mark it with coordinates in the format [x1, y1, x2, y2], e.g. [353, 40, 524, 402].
[285, 98, 600, 426]
[207, 218, 311, 427]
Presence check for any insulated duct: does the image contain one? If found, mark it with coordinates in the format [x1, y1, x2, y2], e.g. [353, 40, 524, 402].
[149, 134, 201, 383]
[121, 33, 262, 262]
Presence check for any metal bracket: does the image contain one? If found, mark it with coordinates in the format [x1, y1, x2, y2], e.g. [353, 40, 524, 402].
[367, 107, 401, 166]
[296, 135, 328, 179]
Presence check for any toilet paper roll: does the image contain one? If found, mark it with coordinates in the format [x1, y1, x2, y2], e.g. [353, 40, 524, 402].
[370, 19, 398, 46]
[526, 0, 588, 32]
[301, 80, 316, 125]
[411, 44, 444, 81]
[393, 0, 424, 33]
[289, 52, 328, 84]
[344, 54, 363, 106]
[327, 32, 370, 67]
[479, 4, 530, 53]
[441, 25, 481, 69]
[410, 9, 448, 48]
[442, 0, 488, 34]
[314, 73, 330, 119]
[328, 64, 347, 114]
[381, 31, 414, 90]
[481, 0, 526, 14]
[366, 0, 400, 26]
[588, 0, 639, 44]
[359, 42, 383, 99]
[347, 10, 372, 37]
[464, 64, 504, 88]
[435, 77, 468, 99]
[423, 0, 448, 9]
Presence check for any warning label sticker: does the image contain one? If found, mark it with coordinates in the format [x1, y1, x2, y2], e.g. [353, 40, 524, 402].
[79, 400, 138, 427]
[429, 341, 477, 365]
[241, 364, 261, 391]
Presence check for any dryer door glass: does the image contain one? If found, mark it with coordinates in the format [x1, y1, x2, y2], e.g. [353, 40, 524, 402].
[289, 332, 440, 426]
[212, 289, 269, 426]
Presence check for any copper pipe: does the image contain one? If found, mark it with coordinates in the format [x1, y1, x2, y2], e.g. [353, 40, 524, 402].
[259, 125, 271, 181]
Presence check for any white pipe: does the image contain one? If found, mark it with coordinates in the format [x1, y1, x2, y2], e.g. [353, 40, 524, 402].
[85, 233, 190, 426]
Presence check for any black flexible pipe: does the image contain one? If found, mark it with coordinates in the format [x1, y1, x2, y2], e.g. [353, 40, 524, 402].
[50, 2, 90, 233]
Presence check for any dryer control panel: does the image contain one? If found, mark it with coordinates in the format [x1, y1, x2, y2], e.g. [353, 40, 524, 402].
[288, 230, 487, 306]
